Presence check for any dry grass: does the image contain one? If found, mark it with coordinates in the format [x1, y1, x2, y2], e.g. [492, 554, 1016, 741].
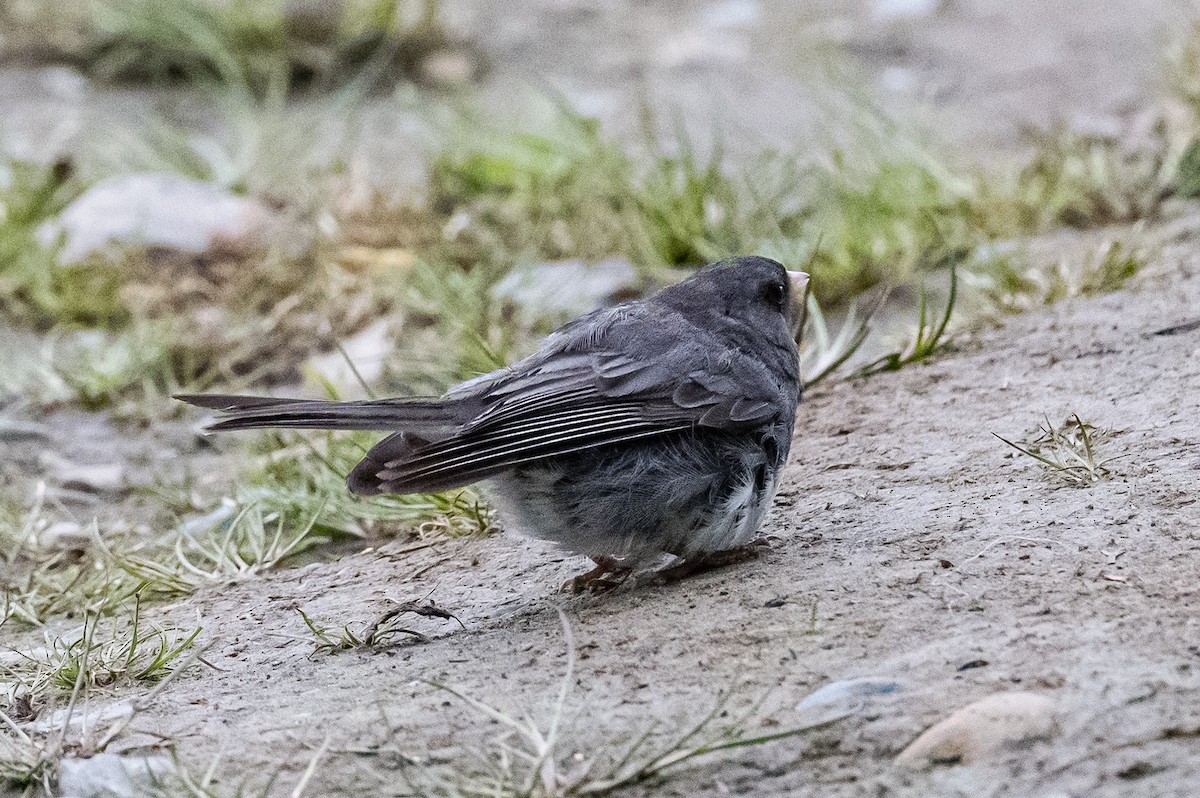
[994, 414, 1114, 487]
[391, 614, 849, 797]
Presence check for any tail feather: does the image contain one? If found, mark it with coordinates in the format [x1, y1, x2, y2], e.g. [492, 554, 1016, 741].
[175, 393, 462, 433]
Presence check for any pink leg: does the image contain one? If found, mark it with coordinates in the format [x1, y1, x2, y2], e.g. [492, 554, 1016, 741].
[561, 556, 633, 594]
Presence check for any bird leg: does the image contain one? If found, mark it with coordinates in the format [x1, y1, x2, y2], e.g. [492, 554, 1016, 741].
[562, 556, 632, 594]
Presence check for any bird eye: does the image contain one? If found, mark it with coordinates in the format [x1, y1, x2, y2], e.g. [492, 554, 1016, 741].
[761, 281, 786, 310]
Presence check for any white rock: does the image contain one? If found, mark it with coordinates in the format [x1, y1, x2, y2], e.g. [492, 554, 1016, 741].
[32, 700, 134, 734]
[304, 320, 395, 391]
[698, 0, 760, 30]
[795, 677, 901, 725]
[44, 458, 127, 495]
[1068, 111, 1124, 142]
[491, 258, 638, 319]
[39, 174, 280, 263]
[895, 691, 1058, 768]
[879, 66, 918, 94]
[57, 751, 173, 798]
[178, 502, 237, 538]
[39, 521, 91, 551]
[872, 0, 942, 22]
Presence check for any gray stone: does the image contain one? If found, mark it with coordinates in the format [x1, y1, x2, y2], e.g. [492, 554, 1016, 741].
[43, 457, 127, 495]
[491, 258, 638, 319]
[39, 173, 282, 263]
[0, 418, 50, 442]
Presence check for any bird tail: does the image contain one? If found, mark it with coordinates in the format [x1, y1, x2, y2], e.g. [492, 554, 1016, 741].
[175, 394, 461, 433]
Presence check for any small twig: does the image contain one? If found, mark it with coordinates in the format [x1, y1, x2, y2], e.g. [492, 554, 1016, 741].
[291, 735, 330, 798]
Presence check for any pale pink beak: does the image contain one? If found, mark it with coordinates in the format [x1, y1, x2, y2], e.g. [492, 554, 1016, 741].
[787, 270, 810, 339]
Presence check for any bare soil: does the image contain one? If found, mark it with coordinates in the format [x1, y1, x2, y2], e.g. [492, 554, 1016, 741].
[16, 219, 1191, 798]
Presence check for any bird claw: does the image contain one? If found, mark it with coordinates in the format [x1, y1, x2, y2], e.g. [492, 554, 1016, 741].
[561, 557, 632, 594]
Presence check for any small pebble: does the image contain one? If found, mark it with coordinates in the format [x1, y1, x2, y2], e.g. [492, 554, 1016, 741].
[491, 258, 638, 319]
[57, 751, 173, 798]
[39, 521, 90, 551]
[795, 677, 901, 725]
[46, 460, 127, 495]
[895, 691, 1058, 768]
[0, 419, 50, 442]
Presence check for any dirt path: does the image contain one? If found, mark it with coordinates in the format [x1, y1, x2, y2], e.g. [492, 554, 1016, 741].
[74, 219, 1195, 797]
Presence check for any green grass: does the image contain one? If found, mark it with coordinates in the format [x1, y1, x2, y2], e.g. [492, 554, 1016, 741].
[855, 263, 958, 377]
[424, 103, 980, 312]
[240, 429, 494, 540]
[35, 609, 197, 696]
[979, 127, 1174, 232]
[0, 160, 86, 327]
[93, 501, 326, 598]
[799, 293, 872, 389]
[4, 0, 451, 96]
[972, 235, 1148, 314]
[91, 427, 492, 603]
[298, 599, 464, 653]
[2, 597, 199, 706]
[0, 600, 206, 796]
[49, 320, 185, 410]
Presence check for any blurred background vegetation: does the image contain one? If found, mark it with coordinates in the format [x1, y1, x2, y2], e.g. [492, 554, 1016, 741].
[3, 0, 1197, 415]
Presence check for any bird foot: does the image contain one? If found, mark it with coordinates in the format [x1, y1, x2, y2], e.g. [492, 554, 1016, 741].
[651, 543, 764, 585]
[562, 557, 633, 594]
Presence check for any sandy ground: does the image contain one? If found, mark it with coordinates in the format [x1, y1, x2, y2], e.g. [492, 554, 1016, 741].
[2, 214, 1190, 792]
[5, 2, 1200, 797]
[6, 218, 1195, 798]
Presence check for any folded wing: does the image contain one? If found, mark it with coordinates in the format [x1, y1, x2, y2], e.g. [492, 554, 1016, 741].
[349, 345, 785, 494]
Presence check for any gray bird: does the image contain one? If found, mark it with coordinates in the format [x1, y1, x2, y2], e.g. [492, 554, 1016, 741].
[179, 256, 809, 591]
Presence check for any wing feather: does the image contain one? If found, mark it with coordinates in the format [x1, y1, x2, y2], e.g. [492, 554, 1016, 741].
[349, 326, 789, 494]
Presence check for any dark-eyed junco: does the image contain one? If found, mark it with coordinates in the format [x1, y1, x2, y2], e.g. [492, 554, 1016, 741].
[179, 256, 809, 591]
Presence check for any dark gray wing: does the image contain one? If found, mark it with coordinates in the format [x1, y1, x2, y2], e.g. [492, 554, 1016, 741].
[349, 309, 792, 495]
